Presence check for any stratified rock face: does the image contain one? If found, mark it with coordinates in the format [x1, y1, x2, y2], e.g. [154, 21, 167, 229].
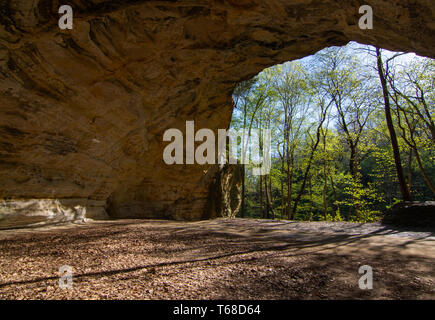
[0, 1, 434, 225]
[209, 164, 243, 219]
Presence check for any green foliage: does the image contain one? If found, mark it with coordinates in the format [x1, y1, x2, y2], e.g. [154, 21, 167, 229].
[231, 42, 435, 223]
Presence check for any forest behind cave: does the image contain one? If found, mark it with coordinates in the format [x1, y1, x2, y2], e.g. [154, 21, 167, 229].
[230, 42, 435, 223]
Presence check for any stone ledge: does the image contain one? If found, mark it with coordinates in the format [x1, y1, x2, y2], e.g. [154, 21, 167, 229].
[0, 199, 109, 229]
[382, 201, 435, 228]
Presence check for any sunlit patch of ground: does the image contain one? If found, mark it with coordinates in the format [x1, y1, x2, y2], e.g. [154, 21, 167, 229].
[0, 219, 433, 299]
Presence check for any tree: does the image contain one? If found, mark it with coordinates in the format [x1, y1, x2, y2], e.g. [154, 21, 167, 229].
[375, 47, 411, 201]
[271, 63, 308, 219]
[291, 96, 332, 217]
[388, 58, 435, 196]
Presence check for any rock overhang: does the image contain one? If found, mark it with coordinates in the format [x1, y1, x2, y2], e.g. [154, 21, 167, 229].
[0, 0, 434, 227]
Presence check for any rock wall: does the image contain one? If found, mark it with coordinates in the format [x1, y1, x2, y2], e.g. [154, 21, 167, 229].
[383, 202, 435, 228]
[0, 1, 434, 225]
[208, 164, 243, 219]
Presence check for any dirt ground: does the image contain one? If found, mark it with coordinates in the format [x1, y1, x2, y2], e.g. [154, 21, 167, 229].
[0, 218, 434, 300]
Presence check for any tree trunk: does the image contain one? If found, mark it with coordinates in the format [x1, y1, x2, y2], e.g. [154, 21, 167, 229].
[240, 103, 247, 218]
[308, 175, 313, 221]
[259, 175, 263, 219]
[292, 135, 320, 216]
[330, 176, 338, 217]
[264, 176, 269, 219]
[264, 174, 275, 219]
[323, 162, 328, 220]
[414, 148, 435, 196]
[292, 100, 330, 216]
[408, 148, 413, 191]
[281, 152, 285, 219]
[287, 148, 294, 220]
[270, 176, 275, 220]
[349, 144, 361, 221]
[240, 167, 245, 218]
[322, 129, 328, 220]
[376, 47, 411, 201]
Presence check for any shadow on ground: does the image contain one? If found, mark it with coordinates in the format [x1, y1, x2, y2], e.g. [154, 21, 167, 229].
[0, 219, 433, 299]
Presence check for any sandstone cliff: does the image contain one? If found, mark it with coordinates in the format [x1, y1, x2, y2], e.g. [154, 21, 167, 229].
[0, 1, 434, 227]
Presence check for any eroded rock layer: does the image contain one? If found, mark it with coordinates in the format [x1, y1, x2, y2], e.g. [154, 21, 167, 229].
[0, 1, 434, 224]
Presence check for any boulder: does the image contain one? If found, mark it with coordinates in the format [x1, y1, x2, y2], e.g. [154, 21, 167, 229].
[383, 201, 435, 228]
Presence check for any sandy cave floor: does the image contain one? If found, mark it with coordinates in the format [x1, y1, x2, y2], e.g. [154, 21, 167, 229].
[0, 218, 434, 300]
